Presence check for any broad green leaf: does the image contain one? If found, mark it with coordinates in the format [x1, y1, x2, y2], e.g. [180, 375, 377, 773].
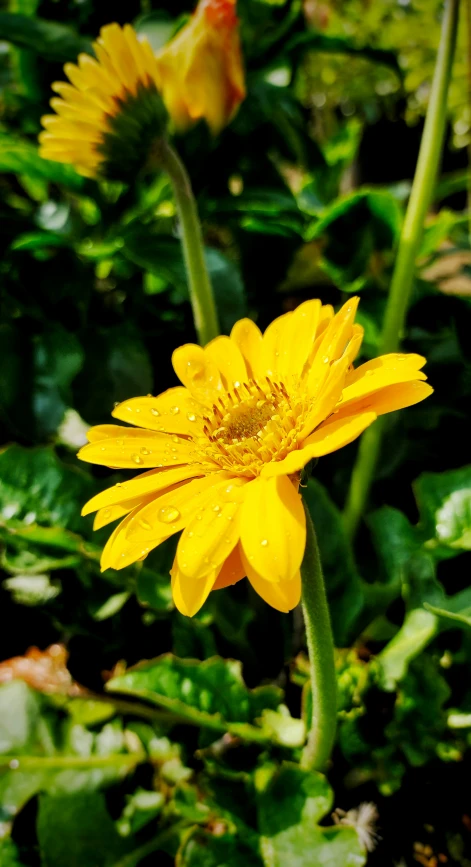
[0, 682, 143, 813]
[256, 763, 366, 866]
[0, 445, 95, 534]
[303, 479, 365, 645]
[32, 325, 84, 438]
[116, 787, 164, 837]
[178, 830, 262, 867]
[378, 609, 437, 690]
[0, 133, 84, 190]
[0, 13, 92, 61]
[414, 466, 471, 555]
[107, 655, 283, 742]
[37, 792, 123, 867]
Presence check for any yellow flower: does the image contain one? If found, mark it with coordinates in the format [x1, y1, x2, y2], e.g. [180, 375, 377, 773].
[78, 298, 432, 617]
[155, 0, 246, 134]
[39, 24, 166, 179]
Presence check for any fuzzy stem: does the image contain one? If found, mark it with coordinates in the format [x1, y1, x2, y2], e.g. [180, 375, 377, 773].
[300, 501, 337, 772]
[155, 139, 220, 345]
[343, 0, 460, 541]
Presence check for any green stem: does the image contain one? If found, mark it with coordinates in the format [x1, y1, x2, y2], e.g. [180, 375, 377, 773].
[300, 502, 337, 772]
[343, 0, 460, 541]
[156, 139, 219, 345]
[0, 753, 145, 769]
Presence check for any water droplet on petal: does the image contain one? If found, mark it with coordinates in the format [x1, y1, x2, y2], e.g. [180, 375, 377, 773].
[365, 370, 375, 377]
[187, 412, 196, 422]
[212, 504, 221, 513]
[140, 447, 150, 455]
[103, 509, 111, 518]
[172, 436, 180, 443]
[170, 406, 180, 415]
[261, 539, 269, 547]
[139, 518, 152, 531]
[233, 381, 241, 388]
[132, 454, 143, 464]
[151, 408, 160, 417]
[158, 506, 180, 524]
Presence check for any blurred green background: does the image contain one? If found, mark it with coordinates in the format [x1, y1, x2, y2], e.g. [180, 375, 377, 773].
[1, 1, 471, 865]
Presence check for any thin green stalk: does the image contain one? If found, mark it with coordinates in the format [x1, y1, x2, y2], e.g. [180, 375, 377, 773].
[343, 0, 460, 540]
[113, 820, 189, 867]
[155, 139, 219, 345]
[300, 502, 337, 772]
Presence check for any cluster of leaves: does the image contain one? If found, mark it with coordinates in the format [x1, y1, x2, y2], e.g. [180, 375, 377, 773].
[1, 0, 471, 865]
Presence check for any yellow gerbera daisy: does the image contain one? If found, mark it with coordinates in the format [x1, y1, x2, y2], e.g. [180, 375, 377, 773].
[78, 298, 432, 616]
[39, 23, 166, 179]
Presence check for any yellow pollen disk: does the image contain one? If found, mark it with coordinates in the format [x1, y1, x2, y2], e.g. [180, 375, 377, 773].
[197, 378, 306, 478]
[78, 297, 433, 618]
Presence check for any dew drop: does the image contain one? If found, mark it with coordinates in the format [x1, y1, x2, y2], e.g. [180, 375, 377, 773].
[233, 380, 241, 388]
[188, 531, 194, 538]
[132, 454, 143, 464]
[170, 406, 180, 415]
[187, 412, 197, 422]
[261, 539, 269, 547]
[135, 407, 141, 413]
[139, 518, 152, 531]
[365, 370, 375, 377]
[151, 408, 160, 417]
[140, 447, 150, 455]
[196, 513, 203, 521]
[116, 482, 122, 487]
[158, 506, 180, 524]
[103, 508, 111, 518]
[212, 504, 221, 513]
[172, 435, 180, 443]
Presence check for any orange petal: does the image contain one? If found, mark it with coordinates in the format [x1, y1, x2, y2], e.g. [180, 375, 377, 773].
[212, 544, 246, 590]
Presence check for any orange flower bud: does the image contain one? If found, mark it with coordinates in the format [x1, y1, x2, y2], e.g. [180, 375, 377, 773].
[156, 0, 246, 134]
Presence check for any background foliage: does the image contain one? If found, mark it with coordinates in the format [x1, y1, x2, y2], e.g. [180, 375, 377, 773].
[1, 0, 471, 864]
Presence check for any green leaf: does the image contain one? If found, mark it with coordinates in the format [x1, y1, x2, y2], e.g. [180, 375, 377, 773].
[33, 325, 84, 438]
[107, 655, 283, 743]
[414, 466, 471, 553]
[256, 763, 366, 866]
[306, 189, 402, 292]
[0, 133, 84, 190]
[0, 682, 144, 814]
[0, 13, 92, 62]
[178, 830, 262, 867]
[0, 840, 27, 867]
[37, 792, 123, 867]
[0, 445, 95, 534]
[378, 609, 438, 690]
[303, 478, 365, 645]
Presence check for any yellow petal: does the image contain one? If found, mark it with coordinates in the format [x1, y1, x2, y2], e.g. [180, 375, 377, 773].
[243, 554, 301, 612]
[82, 466, 208, 517]
[261, 312, 292, 378]
[112, 388, 204, 435]
[172, 343, 223, 402]
[171, 562, 217, 617]
[93, 500, 147, 530]
[212, 544, 246, 590]
[343, 324, 364, 365]
[261, 411, 377, 477]
[298, 356, 350, 439]
[176, 477, 247, 579]
[278, 299, 322, 381]
[78, 430, 198, 470]
[125, 473, 230, 543]
[345, 351, 426, 385]
[240, 476, 305, 582]
[100, 508, 171, 572]
[341, 363, 427, 406]
[230, 318, 263, 380]
[204, 336, 247, 389]
[333, 380, 434, 421]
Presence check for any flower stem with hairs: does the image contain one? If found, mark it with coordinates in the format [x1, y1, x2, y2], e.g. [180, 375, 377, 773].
[155, 139, 220, 346]
[300, 502, 337, 771]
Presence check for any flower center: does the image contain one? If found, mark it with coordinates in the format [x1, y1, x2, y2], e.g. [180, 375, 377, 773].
[198, 379, 308, 477]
